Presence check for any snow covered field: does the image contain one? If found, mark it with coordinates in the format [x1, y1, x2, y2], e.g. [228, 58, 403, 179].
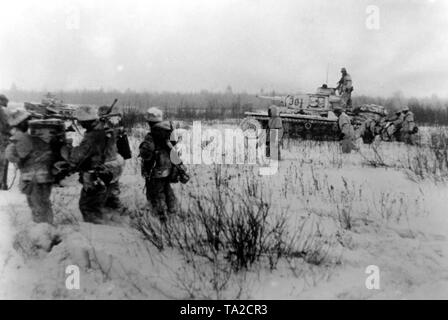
[1, 125, 448, 299]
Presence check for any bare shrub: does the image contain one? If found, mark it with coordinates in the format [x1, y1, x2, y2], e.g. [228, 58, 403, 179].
[134, 167, 285, 298]
[296, 169, 360, 231]
[400, 127, 448, 181]
[328, 177, 357, 230]
[138, 166, 289, 272]
[358, 143, 389, 168]
[133, 161, 349, 298]
[285, 215, 340, 266]
[133, 208, 165, 251]
[170, 252, 237, 299]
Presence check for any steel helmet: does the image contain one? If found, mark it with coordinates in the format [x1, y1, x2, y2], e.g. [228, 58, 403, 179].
[268, 105, 280, 117]
[75, 105, 99, 121]
[341, 67, 347, 73]
[146, 107, 163, 122]
[401, 106, 410, 112]
[6, 108, 30, 126]
[0, 94, 8, 107]
[98, 105, 111, 117]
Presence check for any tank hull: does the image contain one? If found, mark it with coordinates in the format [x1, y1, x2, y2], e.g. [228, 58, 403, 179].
[244, 112, 340, 141]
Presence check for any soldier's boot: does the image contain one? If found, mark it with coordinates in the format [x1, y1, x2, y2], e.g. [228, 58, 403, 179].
[79, 186, 108, 224]
[106, 181, 131, 218]
[165, 183, 178, 218]
[154, 198, 169, 223]
[146, 178, 170, 223]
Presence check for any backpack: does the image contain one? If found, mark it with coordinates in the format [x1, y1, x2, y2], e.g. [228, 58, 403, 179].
[140, 121, 189, 183]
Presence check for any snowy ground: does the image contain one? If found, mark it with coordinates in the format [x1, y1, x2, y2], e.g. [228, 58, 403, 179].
[1, 125, 448, 299]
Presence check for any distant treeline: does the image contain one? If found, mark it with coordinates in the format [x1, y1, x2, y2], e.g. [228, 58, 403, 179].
[4, 88, 259, 124]
[3, 88, 448, 126]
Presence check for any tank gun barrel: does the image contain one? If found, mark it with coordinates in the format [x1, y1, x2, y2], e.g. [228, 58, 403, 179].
[256, 95, 284, 101]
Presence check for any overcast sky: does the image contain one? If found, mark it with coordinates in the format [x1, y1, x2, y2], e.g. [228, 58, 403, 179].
[0, 0, 447, 97]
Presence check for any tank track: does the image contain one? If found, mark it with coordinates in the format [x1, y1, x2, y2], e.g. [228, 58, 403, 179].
[245, 114, 340, 141]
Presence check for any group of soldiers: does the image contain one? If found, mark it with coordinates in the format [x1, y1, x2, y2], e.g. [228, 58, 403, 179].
[0, 72, 419, 224]
[334, 68, 418, 149]
[336, 68, 417, 145]
[0, 95, 183, 225]
[361, 105, 417, 145]
[265, 67, 418, 155]
[385, 106, 417, 144]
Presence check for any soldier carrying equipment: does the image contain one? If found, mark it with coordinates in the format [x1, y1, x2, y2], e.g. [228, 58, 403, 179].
[97, 101, 131, 217]
[24, 97, 81, 183]
[333, 104, 358, 153]
[23, 96, 132, 185]
[336, 67, 353, 109]
[398, 106, 417, 145]
[4, 107, 55, 224]
[64, 104, 125, 224]
[28, 118, 70, 183]
[0, 94, 10, 190]
[139, 107, 189, 222]
[97, 99, 132, 160]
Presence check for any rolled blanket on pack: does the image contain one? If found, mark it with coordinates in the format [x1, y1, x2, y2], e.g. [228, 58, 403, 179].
[104, 154, 125, 183]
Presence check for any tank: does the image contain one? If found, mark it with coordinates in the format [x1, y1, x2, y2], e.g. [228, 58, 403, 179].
[242, 84, 395, 142]
[242, 85, 343, 140]
[24, 94, 77, 118]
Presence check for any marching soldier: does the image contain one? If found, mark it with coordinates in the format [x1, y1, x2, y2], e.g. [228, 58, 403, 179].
[334, 105, 358, 153]
[139, 107, 178, 222]
[266, 105, 283, 160]
[399, 106, 417, 144]
[4, 108, 55, 224]
[65, 105, 123, 224]
[0, 94, 10, 190]
[97, 105, 127, 216]
[336, 68, 353, 109]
